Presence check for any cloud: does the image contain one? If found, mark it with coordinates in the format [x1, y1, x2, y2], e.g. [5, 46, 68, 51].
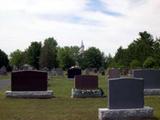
[0, 0, 160, 56]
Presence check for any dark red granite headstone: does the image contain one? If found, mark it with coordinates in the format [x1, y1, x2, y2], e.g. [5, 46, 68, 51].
[11, 70, 47, 91]
[75, 75, 98, 89]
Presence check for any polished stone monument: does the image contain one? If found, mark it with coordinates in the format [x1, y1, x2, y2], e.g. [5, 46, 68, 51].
[71, 75, 104, 98]
[133, 69, 160, 95]
[67, 67, 81, 79]
[98, 77, 154, 120]
[6, 70, 53, 98]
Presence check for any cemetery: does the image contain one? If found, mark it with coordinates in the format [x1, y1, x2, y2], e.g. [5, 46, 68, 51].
[0, 26, 160, 120]
[0, 72, 160, 120]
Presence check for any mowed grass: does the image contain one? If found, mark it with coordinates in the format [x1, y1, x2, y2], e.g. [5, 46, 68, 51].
[0, 73, 10, 80]
[0, 75, 159, 120]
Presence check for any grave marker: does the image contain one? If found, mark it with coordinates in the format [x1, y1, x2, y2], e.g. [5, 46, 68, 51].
[6, 70, 53, 98]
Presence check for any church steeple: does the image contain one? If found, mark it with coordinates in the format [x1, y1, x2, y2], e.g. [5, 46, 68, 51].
[79, 40, 84, 54]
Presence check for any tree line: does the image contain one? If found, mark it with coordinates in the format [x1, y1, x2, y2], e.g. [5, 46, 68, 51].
[111, 31, 160, 69]
[0, 31, 160, 71]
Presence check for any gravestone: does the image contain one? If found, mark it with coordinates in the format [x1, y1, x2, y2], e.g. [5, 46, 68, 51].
[108, 78, 144, 109]
[98, 77, 154, 120]
[75, 75, 98, 89]
[133, 69, 160, 95]
[107, 68, 120, 79]
[11, 71, 47, 91]
[71, 75, 103, 98]
[120, 68, 129, 77]
[0, 66, 7, 75]
[83, 68, 90, 75]
[67, 67, 81, 79]
[6, 70, 53, 98]
[56, 68, 64, 76]
[49, 68, 57, 76]
[21, 64, 33, 70]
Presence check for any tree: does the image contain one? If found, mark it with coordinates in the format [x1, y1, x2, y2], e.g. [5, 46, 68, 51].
[114, 46, 130, 67]
[80, 47, 103, 69]
[39, 37, 58, 70]
[143, 57, 156, 68]
[130, 59, 141, 69]
[10, 49, 24, 69]
[112, 31, 155, 68]
[105, 54, 114, 68]
[26, 42, 41, 69]
[153, 38, 160, 67]
[57, 47, 75, 69]
[0, 49, 9, 68]
[128, 31, 154, 64]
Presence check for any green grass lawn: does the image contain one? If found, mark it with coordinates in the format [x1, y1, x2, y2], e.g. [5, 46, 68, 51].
[0, 75, 160, 120]
[0, 73, 10, 80]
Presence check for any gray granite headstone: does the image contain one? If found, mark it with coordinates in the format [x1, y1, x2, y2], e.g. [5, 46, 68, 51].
[0, 66, 7, 75]
[50, 68, 56, 76]
[133, 69, 160, 89]
[108, 77, 144, 109]
[107, 68, 120, 79]
[56, 68, 64, 76]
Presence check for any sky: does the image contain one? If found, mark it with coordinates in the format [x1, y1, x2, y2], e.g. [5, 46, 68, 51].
[0, 0, 160, 56]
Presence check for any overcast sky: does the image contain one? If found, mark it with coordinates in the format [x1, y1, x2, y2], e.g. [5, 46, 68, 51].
[0, 0, 160, 56]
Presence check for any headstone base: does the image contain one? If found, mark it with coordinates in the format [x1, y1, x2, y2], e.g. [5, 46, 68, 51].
[71, 88, 103, 98]
[144, 89, 160, 95]
[5, 90, 53, 98]
[98, 106, 154, 120]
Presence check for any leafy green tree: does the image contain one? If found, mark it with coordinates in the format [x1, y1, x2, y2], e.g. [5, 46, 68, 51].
[130, 59, 141, 69]
[112, 31, 155, 68]
[128, 31, 154, 64]
[153, 38, 160, 67]
[57, 47, 75, 69]
[114, 46, 130, 67]
[80, 47, 103, 69]
[10, 49, 24, 68]
[0, 49, 9, 68]
[39, 37, 58, 70]
[143, 57, 156, 68]
[69, 46, 80, 63]
[26, 42, 41, 69]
